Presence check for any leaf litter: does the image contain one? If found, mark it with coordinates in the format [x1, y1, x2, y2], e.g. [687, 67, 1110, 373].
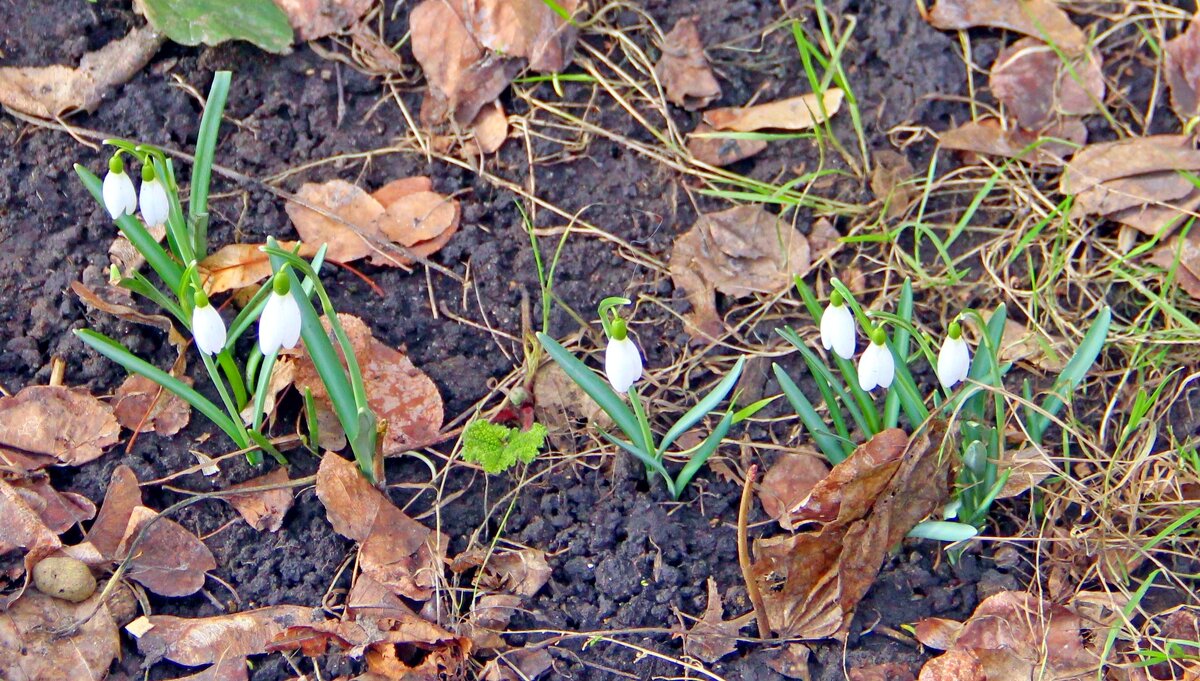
[0, 590, 120, 681]
[112, 373, 192, 436]
[0, 385, 120, 468]
[925, 0, 1088, 56]
[655, 17, 722, 111]
[679, 577, 754, 663]
[223, 467, 294, 533]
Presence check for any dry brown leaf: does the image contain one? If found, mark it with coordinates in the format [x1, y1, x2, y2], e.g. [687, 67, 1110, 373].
[925, 0, 1087, 56]
[0, 385, 120, 467]
[463, 593, 522, 649]
[83, 465, 143, 562]
[1166, 14, 1200, 119]
[479, 647, 555, 681]
[292, 314, 442, 454]
[758, 450, 829, 526]
[471, 100, 509, 154]
[7, 472, 97, 535]
[0, 478, 63, 607]
[449, 546, 552, 597]
[939, 118, 1085, 165]
[1151, 232, 1200, 300]
[764, 643, 812, 679]
[286, 180, 385, 263]
[917, 650, 985, 681]
[72, 280, 187, 347]
[275, 0, 373, 40]
[365, 636, 471, 680]
[703, 89, 843, 132]
[916, 591, 1099, 681]
[116, 505, 217, 597]
[750, 425, 952, 639]
[656, 17, 721, 110]
[240, 356, 295, 426]
[998, 319, 1069, 373]
[368, 190, 461, 266]
[0, 590, 119, 681]
[224, 468, 293, 532]
[130, 606, 317, 667]
[870, 149, 916, 221]
[994, 447, 1058, 499]
[990, 37, 1103, 131]
[670, 205, 813, 340]
[0, 25, 163, 118]
[849, 663, 917, 681]
[687, 123, 766, 167]
[199, 240, 312, 294]
[112, 373, 192, 436]
[316, 452, 447, 600]
[109, 225, 166, 278]
[452, 0, 579, 72]
[681, 577, 752, 663]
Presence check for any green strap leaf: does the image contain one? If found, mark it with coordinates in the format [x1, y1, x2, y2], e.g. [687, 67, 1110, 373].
[673, 410, 735, 498]
[1032, 307, 1111, 442]
[773, 362, 847, 463]
[139, 3, 293, 53]
[657, 357, 746, 457]
[884, 279, 913, 428]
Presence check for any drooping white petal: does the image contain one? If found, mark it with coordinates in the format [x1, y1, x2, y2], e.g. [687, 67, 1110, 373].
[605, 336, 643, 394]
[259, 291, 303, 355]
[138, 177, 169, 227]
[820, 302, 856, 360]
[857, 341, 895, 392]
[102, 170, 137, 219]
[191, 303, 227, 355]
[937, 335, 971, 389]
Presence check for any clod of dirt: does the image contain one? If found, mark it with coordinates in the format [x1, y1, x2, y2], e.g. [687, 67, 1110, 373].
[290, 314, 443, 454]
[1166, 14, 1200, 119]
[925, 0, 1087, 56]
[681, 577, 753, 663]
[0, 590, 120, 681]
[112, 373, 192, 436]
[116, 505, 217, 597]
[939, 118, 1086, 165]
[285, 178, 460, 267]
[410, 0, 579, 125]
[655, 17, 722, 110]
[757, 449, 829, 526]
[990, 37, 1103, 131]
[750, 425, 951, 639]
[669, 205, 817, 340]
[276, 0, 373, 41]
[915, 591, 1099, 679]
[82, 465, 142, 562]
[32, 555, 96, 602]
[703, 89, 843, 132]
[223, 468, 293, 532]
[687, 123, 767, 167]
[128, 605, 318, 667]
[0, 385, 120, 468]
[0, 25, 163, 118]
[315, 452, 447, 600]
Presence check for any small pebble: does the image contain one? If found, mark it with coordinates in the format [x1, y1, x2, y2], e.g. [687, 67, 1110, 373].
[33, 556, 96, 603]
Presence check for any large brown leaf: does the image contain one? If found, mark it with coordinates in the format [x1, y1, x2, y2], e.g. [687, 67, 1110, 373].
[0, 590, 119, 681]
[757, 449, 830, 527]
[750, 425, 952, 639]
[0, 386, 119, 467]
[129, 605, 317, 666]
[82, 465, 143, 562]
[116, 506, 217, 597]
[926, 0, 1087, 56]
[112, 373, 192, 436]
[449, 546, 551, 597]
[6, 473, 96, 535]
[199, 241, 312, 294]
[316, 452, 447, 600]
[655, 17, 721, 110]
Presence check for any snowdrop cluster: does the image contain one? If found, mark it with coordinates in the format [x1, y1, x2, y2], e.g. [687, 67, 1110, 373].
[102, 155, 169, 227]
[819, 294, 970, 392]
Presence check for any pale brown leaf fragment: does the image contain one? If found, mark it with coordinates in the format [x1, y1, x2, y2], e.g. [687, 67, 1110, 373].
[687, 123, 767, 167]
[275, 0, 373, 40]
[83, 465, 142, 562]
[368, 191, 461, 266]
[703, 89, 843, 132]
[8, 473, 97, 534]
[994, 447, 1058, 499]
[129, 606, 317, 666]
[199, 241, 311, 294]
[117, 506, 217, 597]
[1165, 13, 1200, 119]
[449, 546, 552, 597]
[113, 373, 192, 436]
[682, 577, 752, 663]
[0, 386, 120, 467]
[758, 450, 829, 526]
[764, 643, 812, 680]
[0, 478, 63, 607]
[656, 17, 721, 110]
[1061, 135, 1200, 196]
[926, 0, 1087, 56]
[990, 37, 1103, 130]
[940, 118, 1085, 165]
[453, 0, 580, 72]
[0, 26, 163, 118]
[224, 468, 293, 532]
[286, 180, 385, 264]
[1151, 231, 1200, 300]
[0, 590, 119, 681]
[316, 452, 447, 600]
[998, 319, 1069, 373]
[480, 646, 555, 681]
[870, 149, 916, 220]
[471, 100, 509, 154]
[72, 280, 187, 347]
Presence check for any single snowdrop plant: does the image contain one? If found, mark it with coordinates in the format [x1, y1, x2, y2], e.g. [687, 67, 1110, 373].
[258, 271, 303, 356]
[820, 291, 856, 360]
[538, 297, 770, 499]
[189, 290, 227, 355]
[138, 162, 170, 228]
[102, 155, 137, 219]
[775, 276, 1111, 547]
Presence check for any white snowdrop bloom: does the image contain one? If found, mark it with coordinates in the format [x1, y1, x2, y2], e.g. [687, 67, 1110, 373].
[605, 333, 643, 394]
[102, 156, 137, 219]
[820, 293, 856, 360]
[857, 330, 895, 392]
[191, 300, 227, 355]
[138, 166, 169, 227]
[258, 275, 302, 355]
[937, 321, 971, 389]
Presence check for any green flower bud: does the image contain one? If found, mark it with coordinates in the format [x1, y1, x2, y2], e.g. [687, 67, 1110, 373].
[870, 325, 886, 346]
[272, 271, 291, 296]
[108, 154, 124, 174]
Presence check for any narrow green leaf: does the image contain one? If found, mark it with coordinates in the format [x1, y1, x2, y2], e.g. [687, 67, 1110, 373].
[673, 410, 735, 498]
[657, 357, 745, 457]
[538, 333, 646, 454]
[139, 2, 293, 53]
[884, 279, 913, 428]
[732, 394, 780, 424]
[1033, 307, 1111, 442]
[599, 431, 673, 486]
[190, 72, 231, 253]
[780, 328, 863, 447]
[907, 520, 979, 543]
[773, 363, 847, 463]
[252, 348, 279, 434]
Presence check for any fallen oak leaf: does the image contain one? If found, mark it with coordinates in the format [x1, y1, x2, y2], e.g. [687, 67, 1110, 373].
[128, 605, 318, 667]
[680, 577, 753, 663]
[925, 0, 1087, 56]
[0, 25, 163, 118]
[0, 385, 120, 467]
[112, 373, 192, 436]
[116, 505, 217, 597]
[0, 590, 120, 681]
[703, 90, 843, 132]
[656, 17, 722, 110]
[223, 468, 294, 532]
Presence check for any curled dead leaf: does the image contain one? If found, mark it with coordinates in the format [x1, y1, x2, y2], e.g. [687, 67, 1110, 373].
[0, 477, 63, 607]
[224, 468, 294, 532]
[681, 577, 752, 663]
[757, 449, 829, 526]
[130, 605, 318, 667]
[113, 373, 192, 436]
[925, 0, 1087, 56]
[116, 505, 217, 597]
[1151, 232, 1200, 300]
[656, 17, 721, 110]
[0, 590, 119, 681]
[7, 472, 97, 535]
[0, 385, 120, 467]
[480, 646, 555, 681]
[703, 89, 843, 132]
[0, 25, 163, 118]
[998, 319, 1069, 373]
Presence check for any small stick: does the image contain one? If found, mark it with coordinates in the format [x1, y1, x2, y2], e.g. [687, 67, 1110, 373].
[737, 463, 771, 638]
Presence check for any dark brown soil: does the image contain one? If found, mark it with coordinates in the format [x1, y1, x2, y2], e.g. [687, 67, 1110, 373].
[0, 1, 1027, 680]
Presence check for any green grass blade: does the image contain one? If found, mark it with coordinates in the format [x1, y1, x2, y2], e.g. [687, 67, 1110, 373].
[773, 362, 847, 463]
[537, 333, 645, 453]
[600, 431, 673, 486]
[657, 357, 745, 457]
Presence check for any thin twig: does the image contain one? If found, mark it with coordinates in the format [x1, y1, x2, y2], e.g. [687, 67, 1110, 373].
[738, 463, 770, 638]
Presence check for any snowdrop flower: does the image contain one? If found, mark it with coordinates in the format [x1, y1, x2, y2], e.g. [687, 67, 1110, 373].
[138, 163, 169, 227]
[820, 291, 856, 360]
[258, 272, 302, 355]
[857, 327, 894, 392]
[604, 317, 643, 394]
[191, 291, 227, 355]
[937, 321, 971, 389]
[102, 155, 137, 219]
